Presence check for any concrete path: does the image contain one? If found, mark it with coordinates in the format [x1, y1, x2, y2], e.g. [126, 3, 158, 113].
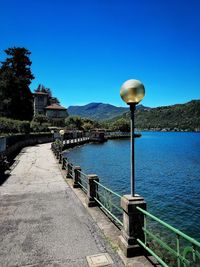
[0, 143, 124, 267]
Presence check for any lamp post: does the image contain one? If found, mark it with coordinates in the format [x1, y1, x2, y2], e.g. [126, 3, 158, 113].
[59, 129, 65, 150]
[120, 79, 145, 197]
[59, 129, 65, 163]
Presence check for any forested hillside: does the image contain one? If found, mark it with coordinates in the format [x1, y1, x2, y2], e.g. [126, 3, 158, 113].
[111, 100, 200, 132]
[68, 102, 147, 120]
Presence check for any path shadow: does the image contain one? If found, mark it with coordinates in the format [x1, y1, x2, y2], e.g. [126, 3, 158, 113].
[0, 144, 42, 186]
[0, 147, 22, 186]
[0, 172, 10, 186]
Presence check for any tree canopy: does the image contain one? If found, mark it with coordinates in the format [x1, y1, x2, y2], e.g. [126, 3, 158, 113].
[35, 84, 60, 105]
[0, 47, 34, 120]
[65, 116, 100, 131]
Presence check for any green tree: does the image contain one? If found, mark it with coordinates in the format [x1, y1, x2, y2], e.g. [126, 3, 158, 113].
[35, 84, 52, 97]
[34, 84, 60, 105]
[82, 122, 93, 131]
[65, 116, 83, 130]
[82, 118, 100, 130]
[111, 118, 130, 132]
[0, 47, 34, 120]
[65, 116, 101, 131]
[32, 114, 49, 124]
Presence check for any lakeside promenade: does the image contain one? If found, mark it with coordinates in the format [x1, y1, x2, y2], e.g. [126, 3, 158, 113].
[0, 143, 124, 267]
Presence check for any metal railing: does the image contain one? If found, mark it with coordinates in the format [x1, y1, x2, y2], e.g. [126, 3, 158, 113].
[67, 163, 74, 178]
[94, 180, 123, 226]
[53, 146, 200, 266]
[105, 131, 130, 136]
[136, 206, 200, 267]
[62, 155, 123, 227]
[77, 170, 88, 193]
[63, 158, 67, 167]
[63, 137, 90, 145]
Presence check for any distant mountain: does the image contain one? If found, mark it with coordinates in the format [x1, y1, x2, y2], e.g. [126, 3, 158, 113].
[109, 100, 200, 132]
[67, 102, 148, 121]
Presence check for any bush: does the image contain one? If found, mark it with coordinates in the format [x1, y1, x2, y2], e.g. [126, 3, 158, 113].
[32, 114, 49, 124]
[0, 117, 51, 134]
[18, 121, 30, 134]
[30, 121, 51, 132]
[0, 117, 30, 134]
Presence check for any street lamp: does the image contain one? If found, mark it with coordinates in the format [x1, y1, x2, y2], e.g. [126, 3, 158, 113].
[59, 129, 65, 136]
[120, 79, 145, 196]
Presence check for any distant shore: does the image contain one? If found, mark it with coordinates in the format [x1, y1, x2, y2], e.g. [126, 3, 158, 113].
[139, 129, 200, 133]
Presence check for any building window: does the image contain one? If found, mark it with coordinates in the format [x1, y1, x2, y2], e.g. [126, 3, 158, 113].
[38, 96, 44, 103]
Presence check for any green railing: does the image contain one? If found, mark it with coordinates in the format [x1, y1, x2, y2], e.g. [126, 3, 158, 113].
[62, 155, 123, 227]
[136, 206, 200, 267]
[55, 151, 200, 266]
[63, 158, 67, 168]
[62, 158, 67, 168]
[67, 162, 74, 178]
[94, 180, 123, 226]
[77, 170, 88, 193]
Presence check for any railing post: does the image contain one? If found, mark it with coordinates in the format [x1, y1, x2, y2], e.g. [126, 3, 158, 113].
[62, 157, 66, 169]
[73, 166, 81, 188]
[56, 149, 59, 159]
[66, 162, 71, 178]
[87, 174, 99, 207]
[119, 194, 146, 257]
[59, 152, 62, 164]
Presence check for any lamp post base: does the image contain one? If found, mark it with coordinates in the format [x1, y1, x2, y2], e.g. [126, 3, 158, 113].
[119, 235, 144, 257]
[119, 194, 146, 257]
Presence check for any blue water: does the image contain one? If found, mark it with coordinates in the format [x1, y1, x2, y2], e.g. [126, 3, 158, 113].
[64, 132, 200, 241]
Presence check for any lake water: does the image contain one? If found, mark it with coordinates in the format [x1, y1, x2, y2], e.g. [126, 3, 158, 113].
[64, 132, 200, 241]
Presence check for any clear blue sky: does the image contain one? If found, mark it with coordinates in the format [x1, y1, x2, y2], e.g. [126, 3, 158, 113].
[0, 0, 200, 108]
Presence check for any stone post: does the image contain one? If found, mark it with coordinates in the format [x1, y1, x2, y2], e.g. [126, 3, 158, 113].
[66, 162, 69, 178]
[59, 152, 62, 164]
[73, 166, 81, 188]
[87, 174, 99, 207]
[62, 157, 66, 169]
[119, 194, 146, 257]
[66, 162, 73, 178]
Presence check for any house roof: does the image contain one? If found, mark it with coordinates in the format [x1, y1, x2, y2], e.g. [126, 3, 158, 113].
[33, 91, 48, 95]
[45, 103, 67, 110]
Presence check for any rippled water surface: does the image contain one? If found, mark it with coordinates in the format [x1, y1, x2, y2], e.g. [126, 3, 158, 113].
[65, 132, 200, 240]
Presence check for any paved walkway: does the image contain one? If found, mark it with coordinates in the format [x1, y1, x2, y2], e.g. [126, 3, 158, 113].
[0, 143, 124, 267]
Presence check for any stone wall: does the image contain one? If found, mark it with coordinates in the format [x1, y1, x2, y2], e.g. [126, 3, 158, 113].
[3, 133, 52, 158]
[0, 137, 6, 153]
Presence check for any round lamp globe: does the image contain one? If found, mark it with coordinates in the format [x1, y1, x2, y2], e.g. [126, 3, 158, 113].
[120, 79, 145, 105]
[59, 129, 65, 136]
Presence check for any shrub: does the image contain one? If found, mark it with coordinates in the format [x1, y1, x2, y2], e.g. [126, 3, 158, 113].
[32, 114, 49, 124]
[30, 121, 51, 132]
[18, 121, 30, 134]
[0, 117, 30, 134]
